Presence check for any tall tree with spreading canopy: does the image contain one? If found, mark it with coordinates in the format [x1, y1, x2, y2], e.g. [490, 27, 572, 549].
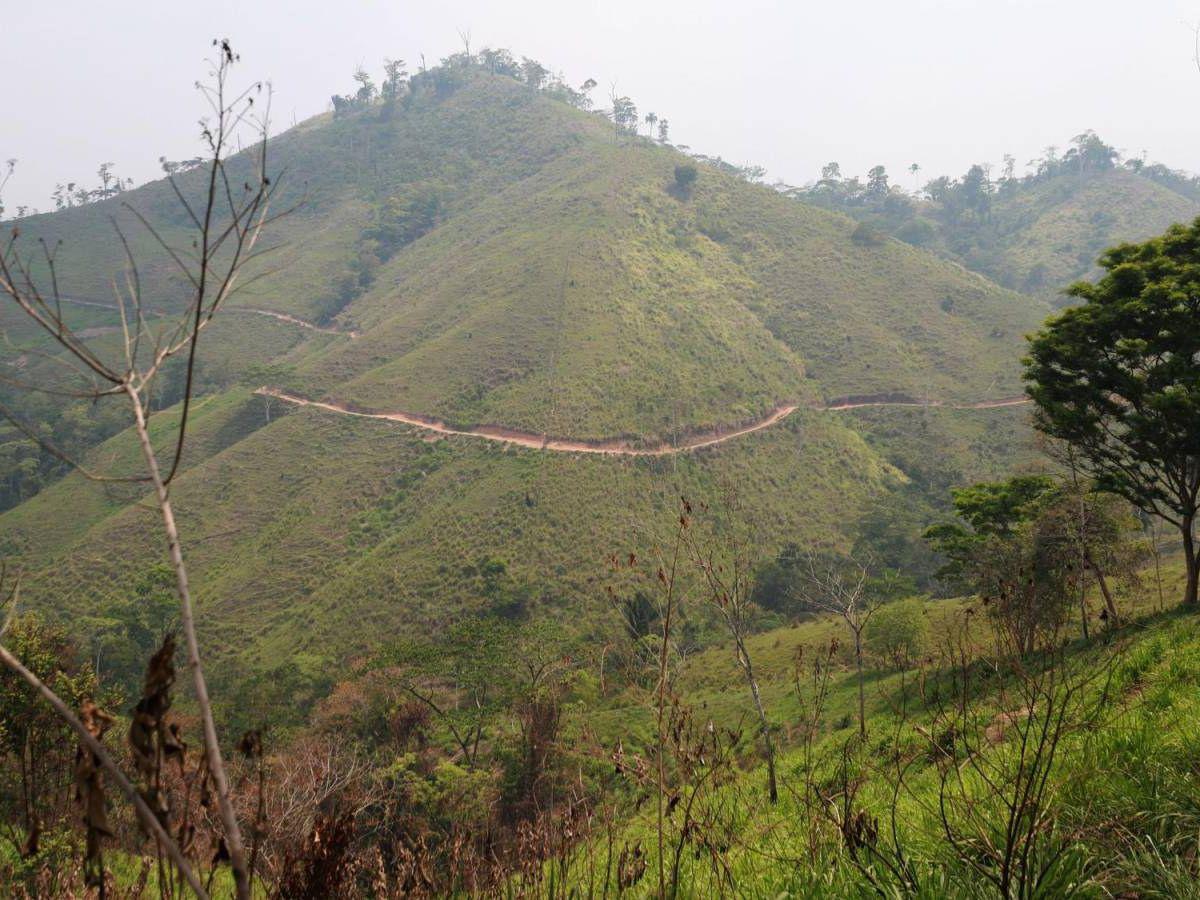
[1023, 219, 1200, 607]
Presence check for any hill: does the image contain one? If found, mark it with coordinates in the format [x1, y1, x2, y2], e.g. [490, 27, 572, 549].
[797, 135, 1200, 307]
[0, 62, 1050, 681]
[949, 168, 1200, 302]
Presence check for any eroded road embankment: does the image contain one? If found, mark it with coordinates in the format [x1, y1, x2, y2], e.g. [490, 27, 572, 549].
[256, 388, 1030, 457]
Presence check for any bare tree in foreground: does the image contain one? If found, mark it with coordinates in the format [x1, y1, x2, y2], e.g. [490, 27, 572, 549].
[680, 494, 779, 804]
[0, 40, 288, 898]
[797, 552, 880, 740]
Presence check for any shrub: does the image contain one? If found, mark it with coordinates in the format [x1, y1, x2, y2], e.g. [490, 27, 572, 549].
[895, 216, 935, 247]
[865, 597, 929, 668]
[850, 220, 886, 247]
[673, 164, 698, 193]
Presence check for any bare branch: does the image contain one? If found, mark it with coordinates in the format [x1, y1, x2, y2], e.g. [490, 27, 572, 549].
[0, 641, 209, 898]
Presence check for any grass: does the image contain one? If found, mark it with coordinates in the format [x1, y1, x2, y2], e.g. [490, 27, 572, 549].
[546, 556, 1200, 897]
[3, 397, 900, 673]
[289, 116, 1049, 438]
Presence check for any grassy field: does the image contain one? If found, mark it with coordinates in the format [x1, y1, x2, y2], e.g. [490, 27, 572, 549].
[287, 117, 1048, 438]
[541, 551, 1200, 898]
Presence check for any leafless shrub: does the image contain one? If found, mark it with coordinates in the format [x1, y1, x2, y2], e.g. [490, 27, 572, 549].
[604, 504, 751, 897]
[273, 811, 358, 899]
[680, 492, 780, 805]
[75, 699, 116, 891]
[0, 41, 293, 898]
[840, 613, 1124, 898]
[795, 551, 882, 739]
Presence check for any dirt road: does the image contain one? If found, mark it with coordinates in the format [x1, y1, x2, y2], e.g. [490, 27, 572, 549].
[257, 388, 1030, 457]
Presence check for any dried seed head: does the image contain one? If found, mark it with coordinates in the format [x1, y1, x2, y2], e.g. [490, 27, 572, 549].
[237, 729, 263, 760]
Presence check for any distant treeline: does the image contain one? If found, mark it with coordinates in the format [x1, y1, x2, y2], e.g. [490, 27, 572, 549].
[326, 46, 685, 150]
[788, 131, 1198, 220]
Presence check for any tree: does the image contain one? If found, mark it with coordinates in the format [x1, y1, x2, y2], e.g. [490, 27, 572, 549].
[351, 66, 376, 104]
[866, 165, 889, 198]
[380, 57, 408, 113]
[610, 93, 638, 138]
[1001, 153, 1017, 183]
[0, 614, 102, 859]
[960, 164, 992, 219]
[96, 162, 113, 197]
[521, 57, 547, 90]
[382, 618, 546, 767]
[908, 162, 920, 189]
[51, 182, 75, 210]
[922, 175, 951, 204]
[925, 476, 1066, 655]
[657, 118, 669, 144]
[851, 221, 885, 246]
[672, 163, 697, 194]
[644, 111, 657, 139]
[749, 542, 807, 615]
[80, 562, 178, 692]
[1031, 471, 1145, 630]
[363, 184, 443, 258]
[616, 590, 660, 642]
[681, 496, 779, 804]
[929, 476, 1055, 543]
[578, 77, 598, 110]
[479, 47, 520, 78]
[854, 488, 942, 591]
[796, 552, 881, 739]
[865, 597, 928, 669]
[1064, 130, 1118, 175]
[1023, 219, 1200, 607]
[926, 474, 1143, 651]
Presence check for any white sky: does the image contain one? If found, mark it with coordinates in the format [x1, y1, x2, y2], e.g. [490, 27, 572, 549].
[4, 0, 1199, 211]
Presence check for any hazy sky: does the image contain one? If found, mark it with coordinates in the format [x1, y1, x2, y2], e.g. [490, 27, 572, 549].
[5, 0, 1199, 212]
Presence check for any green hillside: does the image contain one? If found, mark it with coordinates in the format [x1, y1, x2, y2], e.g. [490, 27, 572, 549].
[0, 66, 1050, 679]
[281, 119, 1044, 440]
[545, 587, 1200, 897]
[799, 136, 1200, 308]
[967, 169, 1200, 302]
